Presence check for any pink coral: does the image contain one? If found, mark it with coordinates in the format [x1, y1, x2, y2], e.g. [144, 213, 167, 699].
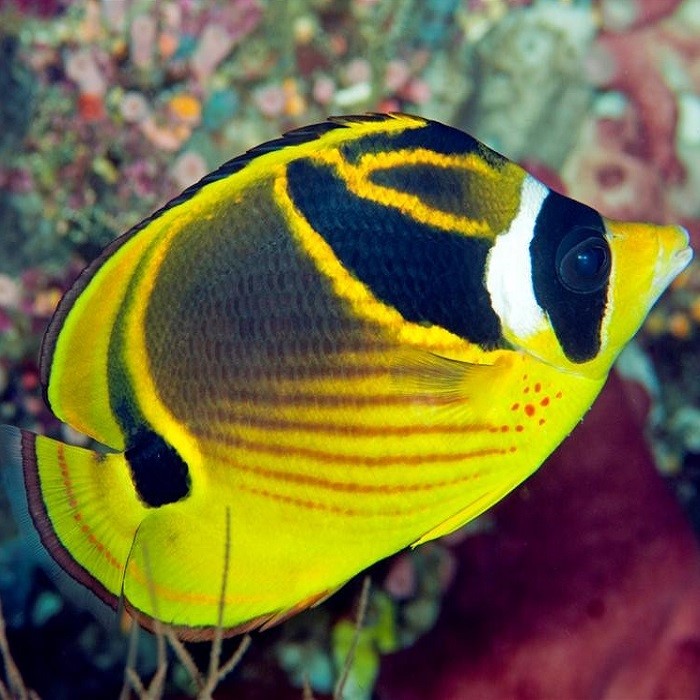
[64, 49, 106, 95]
[385, 60, 411, 93]
[190, 1, 262, 82]
[190, 24, 236, 82]
[220, 0, 263, 44]
[3, 0, 64, 17]
[170, 150, 207, 190]
[400, 79, 431, 106]
[344, 58, 372, 86]
[600, 0, 684, 31]
[121, 159, 159, 199]
[0, 167, 34, 195]
[378, 372, 700, 699]
[130, 14, 156, 70]
[253, 84, 286, 118]
[520, 159, 567, 194]
[312, 75, 336, 106]
[138, 116, 190, 152]
[0, 275, 21, 310]
[586, 28, 683, 181]
[571, 145, 666, 221]
[119, 91, 150, 124]
[571, 4, 700, 226]
[383, 553, 418, 600]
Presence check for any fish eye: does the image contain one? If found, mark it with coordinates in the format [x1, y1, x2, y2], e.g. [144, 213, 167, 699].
[555, 227, 611, 294]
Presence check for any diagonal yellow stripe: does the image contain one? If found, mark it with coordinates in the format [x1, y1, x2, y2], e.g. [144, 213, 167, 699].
[273, 169, 505, 363]
[312, 148, 494, 238]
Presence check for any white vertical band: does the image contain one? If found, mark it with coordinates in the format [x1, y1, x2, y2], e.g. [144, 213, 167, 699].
[485, 175, 548, 339]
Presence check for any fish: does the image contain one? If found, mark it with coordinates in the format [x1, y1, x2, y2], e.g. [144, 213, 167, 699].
[0, 113, 693, 639]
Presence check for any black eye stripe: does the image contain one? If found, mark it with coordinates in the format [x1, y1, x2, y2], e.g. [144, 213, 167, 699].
[530, 192, 609, 363]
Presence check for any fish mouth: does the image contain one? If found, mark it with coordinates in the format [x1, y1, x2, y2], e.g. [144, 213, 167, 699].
[673, 245, 694, 273]
[651, 226, 693, 302]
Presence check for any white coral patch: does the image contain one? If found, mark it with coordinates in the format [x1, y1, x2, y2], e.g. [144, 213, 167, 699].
[486, 175, 548, 339]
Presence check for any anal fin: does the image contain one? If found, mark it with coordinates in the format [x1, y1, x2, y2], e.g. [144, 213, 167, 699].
[411, 482, 516, 547]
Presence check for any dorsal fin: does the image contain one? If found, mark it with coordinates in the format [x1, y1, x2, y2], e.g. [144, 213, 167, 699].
[169, 113, 409, 209]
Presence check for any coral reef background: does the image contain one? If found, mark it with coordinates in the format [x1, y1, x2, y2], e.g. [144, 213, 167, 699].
[0, 0, 698, 697]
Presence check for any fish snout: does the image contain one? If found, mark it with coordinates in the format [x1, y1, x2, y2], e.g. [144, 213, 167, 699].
[652, 225, 693, 300]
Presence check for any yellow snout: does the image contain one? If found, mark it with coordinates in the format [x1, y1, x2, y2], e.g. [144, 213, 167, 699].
[602, 219, 693, 364]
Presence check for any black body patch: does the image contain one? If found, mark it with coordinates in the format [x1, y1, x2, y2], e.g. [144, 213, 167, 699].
[286, 159, 504, 349]
[369, 164, 468, 215]
[125, 430, 191, 507]
[530, 191, 608, 362]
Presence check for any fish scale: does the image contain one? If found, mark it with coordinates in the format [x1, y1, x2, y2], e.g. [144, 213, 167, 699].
[0, 113, 692, 638]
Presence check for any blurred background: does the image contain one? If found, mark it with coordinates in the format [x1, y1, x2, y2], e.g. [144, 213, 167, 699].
[0, 0, 699, 698]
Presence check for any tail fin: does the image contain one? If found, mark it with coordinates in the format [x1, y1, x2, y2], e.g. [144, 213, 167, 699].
[0, 425, 37, 543]
[0, 425, 147, 611]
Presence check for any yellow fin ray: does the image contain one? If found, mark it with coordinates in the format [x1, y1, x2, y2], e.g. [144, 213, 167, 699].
[391, 348, 500, 400]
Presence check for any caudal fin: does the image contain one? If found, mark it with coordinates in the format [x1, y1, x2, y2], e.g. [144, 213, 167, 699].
[0, 425, 146, 611]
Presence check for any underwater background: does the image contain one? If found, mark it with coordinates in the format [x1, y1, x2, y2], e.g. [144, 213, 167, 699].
[0, 0, 699, 697]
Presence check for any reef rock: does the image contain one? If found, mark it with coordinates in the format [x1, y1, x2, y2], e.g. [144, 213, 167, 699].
[458, 0, 595, 170]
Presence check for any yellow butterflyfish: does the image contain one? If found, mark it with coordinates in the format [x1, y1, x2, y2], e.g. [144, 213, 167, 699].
[0, 113, 693, 639]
